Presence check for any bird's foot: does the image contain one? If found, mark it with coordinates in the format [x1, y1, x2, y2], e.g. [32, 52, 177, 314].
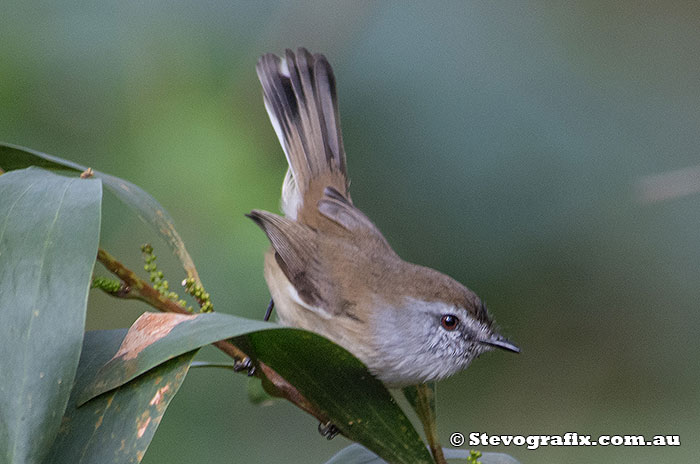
[318, 421, 339, 440]
[233, 357, 256, 376]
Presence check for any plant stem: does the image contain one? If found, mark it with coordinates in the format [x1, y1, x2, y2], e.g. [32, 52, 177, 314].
[190, 361, 238, 370]
[94, 247, 329, 426]
[403, 383, 447, 464]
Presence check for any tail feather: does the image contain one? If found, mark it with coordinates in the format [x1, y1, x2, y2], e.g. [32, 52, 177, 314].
[256, 48, 348, 219]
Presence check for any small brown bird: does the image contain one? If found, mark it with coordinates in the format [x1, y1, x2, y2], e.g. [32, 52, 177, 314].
[248, 48, 518, 387]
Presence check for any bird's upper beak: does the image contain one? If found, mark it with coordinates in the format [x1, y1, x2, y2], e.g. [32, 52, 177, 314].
[481, 334, 520, 353]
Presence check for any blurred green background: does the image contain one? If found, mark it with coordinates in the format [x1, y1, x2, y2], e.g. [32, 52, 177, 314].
[2, 1, 699, 463]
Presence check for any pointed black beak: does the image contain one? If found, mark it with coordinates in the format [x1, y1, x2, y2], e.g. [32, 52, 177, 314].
[481, 335, 520, 353]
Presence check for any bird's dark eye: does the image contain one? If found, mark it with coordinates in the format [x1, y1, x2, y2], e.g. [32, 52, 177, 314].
[440, 314, 459, 331]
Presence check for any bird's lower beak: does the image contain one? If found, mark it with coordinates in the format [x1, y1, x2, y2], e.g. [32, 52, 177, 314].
[481, 335, 520, 353]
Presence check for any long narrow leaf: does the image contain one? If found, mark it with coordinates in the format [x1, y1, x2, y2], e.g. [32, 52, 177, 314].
[0, 167, 101, 464]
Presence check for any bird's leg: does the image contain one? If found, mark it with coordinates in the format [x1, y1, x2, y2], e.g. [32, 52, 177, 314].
[264, 298, 275, 321]
[232, 357, 256, 376]
[318, 421, 339, 440]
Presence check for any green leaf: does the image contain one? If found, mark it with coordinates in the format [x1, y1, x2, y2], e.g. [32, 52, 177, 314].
[48, 330, 196, 464]
[0, 167, 102, 464]
[246, 330, 433, 464]
[325, 444, 521, 464]
[0, 142, 200, 282]
[80, 312, 434, 464]
[77, 312, 279, 404]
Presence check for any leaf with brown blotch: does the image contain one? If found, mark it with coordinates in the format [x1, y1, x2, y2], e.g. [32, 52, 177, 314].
[80, 311, 433, 464]
[77, 312, 276, 405]
[111, 313, 198, 362]
[47, 330, 196, 464]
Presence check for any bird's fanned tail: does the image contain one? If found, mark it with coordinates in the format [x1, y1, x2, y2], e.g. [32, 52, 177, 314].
[256, 48, 349, 220]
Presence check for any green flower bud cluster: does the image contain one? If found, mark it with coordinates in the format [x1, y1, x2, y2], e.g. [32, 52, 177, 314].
[141, 243, 192, 312]
[466, 450, 482, 464]
[182, 277, 213, 313]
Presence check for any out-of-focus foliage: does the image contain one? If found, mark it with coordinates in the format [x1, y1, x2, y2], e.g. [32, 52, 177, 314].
[2, 2, 698, 463]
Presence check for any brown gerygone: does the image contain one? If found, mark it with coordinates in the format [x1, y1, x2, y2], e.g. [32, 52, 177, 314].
[248, 48, 519, 387]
